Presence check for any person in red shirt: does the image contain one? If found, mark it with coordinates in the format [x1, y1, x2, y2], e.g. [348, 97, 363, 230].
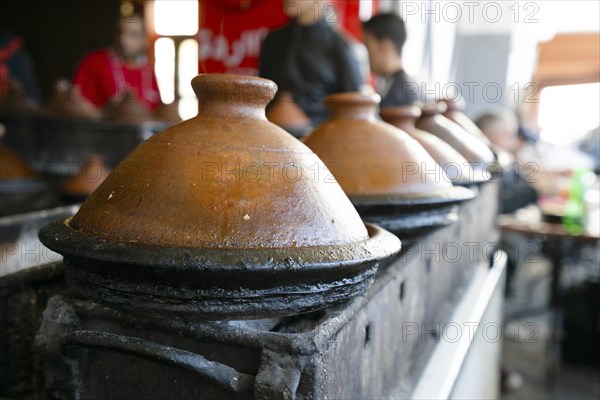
[73, 12, 159, 110]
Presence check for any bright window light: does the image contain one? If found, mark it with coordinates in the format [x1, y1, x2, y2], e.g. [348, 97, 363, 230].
[538, 83, 600, 145]
[179, 97, 198, 120]
[154, 0, 199, 36]
[178, 39, 199, 97]
[154, 37, 175, 104]
[177, 38, 199, 119]
[359, 0, 373, 21]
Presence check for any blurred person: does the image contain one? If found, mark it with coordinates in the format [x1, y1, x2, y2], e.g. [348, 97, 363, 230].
[73, 12, 159, 110]
[0, 27, 40, 102]
[477, 109, 539, 304]
[578, 126, 599, 174]
[362, 13, 419, 107]
[258, 0, 363, 126]
[477, 109, 595, 197]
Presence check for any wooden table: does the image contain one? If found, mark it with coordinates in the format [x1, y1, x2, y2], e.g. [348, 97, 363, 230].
[499, 210, 599, 308]
[498, 208, 599, 379]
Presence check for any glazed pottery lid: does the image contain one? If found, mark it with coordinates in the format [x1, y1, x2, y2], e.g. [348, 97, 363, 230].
[303, 92, 455, 198]
[0, 79, 41, 117]
[39, 74, 401, 319]
[379, 104, 421, 133]
[380, 105, 485, 185]
[64, 75, 372, 249]
[266, 92, 311, 129]
[439, 98, 492, 146]
[440, 97, 462, 112]
[108, 89, 152, 124]
[421, 101, 446, 116]
[61, 154, 110, 197]
[153, 101, 182, 123]
[47, 80, 102, 120]
[0, 123, 34, 180]
[417, 102, 495, 168]
[379, 103, 421, 121]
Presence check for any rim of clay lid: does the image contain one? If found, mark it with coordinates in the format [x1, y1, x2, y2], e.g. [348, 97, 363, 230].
[421, 101, 447, 115]
[379, 104, 422, 120]
[325, 91, 381, 105]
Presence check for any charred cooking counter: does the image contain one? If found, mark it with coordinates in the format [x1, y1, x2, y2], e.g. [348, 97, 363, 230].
[28, 181, 500, 399]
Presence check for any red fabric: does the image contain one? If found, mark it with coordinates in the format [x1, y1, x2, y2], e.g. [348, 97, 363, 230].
[197, 0, 371, 75]
[198, 0, 289, 74]
[73, 49, 159, 110]
[0, 36, 23, 90]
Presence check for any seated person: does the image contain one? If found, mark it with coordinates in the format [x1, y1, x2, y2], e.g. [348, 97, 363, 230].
[73, 12, 159, 110]
[476, 110, 538, 214]
[259, 0, 363, 126]
[362, 13, 419, 107]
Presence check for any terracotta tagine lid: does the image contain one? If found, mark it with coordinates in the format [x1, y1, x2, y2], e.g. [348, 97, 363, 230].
[153, 101, 181, 123]
[106, 89, 152, 124]
[61, 154, 111, 201]
[440, 98, 492, 146]
[380, 105, 483, 185]
[47, 80, 102, 120]
[0, 123, 56, 215]
[0, 79, 41, 117]
[416, 102, 494, 177]
[39, 74, 400, 320]
[0, 123, 34, 180]
[266, 92, 312, 138]
[303, 92, 474, 237]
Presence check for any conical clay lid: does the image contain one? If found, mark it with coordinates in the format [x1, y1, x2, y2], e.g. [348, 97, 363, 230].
[303, 92, 453, 198]
[69, 75, 369, 248]
[380, 105, 481, 185]
[416, 102, 495, 167]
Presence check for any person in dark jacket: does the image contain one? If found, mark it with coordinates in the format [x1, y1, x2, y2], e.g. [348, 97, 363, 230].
[258, 0, 363, 126]
[362, 13, 420, 107]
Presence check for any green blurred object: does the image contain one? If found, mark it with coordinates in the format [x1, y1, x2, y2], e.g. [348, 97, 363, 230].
[562, 169, 594, 234]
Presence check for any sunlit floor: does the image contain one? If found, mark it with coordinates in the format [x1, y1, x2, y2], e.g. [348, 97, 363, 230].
[501, 254, 600, 400]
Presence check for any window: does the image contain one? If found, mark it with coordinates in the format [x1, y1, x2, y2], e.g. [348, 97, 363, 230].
[151, 0, 199, 119]
[538, 83, 600, 145]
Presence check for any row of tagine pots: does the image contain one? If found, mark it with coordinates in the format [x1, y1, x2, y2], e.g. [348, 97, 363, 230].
[0, 78, 180, 210]
[39, 74, 496, 322]
[0, 78, 180, 124]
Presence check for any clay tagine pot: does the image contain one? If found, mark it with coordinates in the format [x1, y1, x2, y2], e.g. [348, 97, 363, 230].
[46, 80, 102, 120]
[380, 105, 483, 185]
[266, 92, 312, 138]
[0, 123, 34, 180]
[105, 89, 152, 124]
[153, 100, 181, 123]
[0, 79, 41, 117]
[61, 154, 111, 203]
[0, 123, 56, 215]
[416, 102, 494, 181]
[302, 92, 475, 237]
[39, 74, 400, 320]
[440, 98, 492, 146]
